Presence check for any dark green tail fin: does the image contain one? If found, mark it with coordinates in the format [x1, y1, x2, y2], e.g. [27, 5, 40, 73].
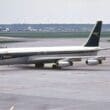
[84, 21, 102, 47]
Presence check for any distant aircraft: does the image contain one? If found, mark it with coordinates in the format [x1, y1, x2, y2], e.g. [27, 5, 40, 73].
[0, 21, 108, 69]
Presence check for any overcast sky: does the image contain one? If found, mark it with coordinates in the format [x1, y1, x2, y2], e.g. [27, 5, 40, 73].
[0, 0, 110, 24]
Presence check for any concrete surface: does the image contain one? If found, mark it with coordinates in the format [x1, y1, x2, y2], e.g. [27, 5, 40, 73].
[0, 38, 110, 110]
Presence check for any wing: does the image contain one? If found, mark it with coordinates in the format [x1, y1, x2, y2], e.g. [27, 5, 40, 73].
[28, 55, 106, 63]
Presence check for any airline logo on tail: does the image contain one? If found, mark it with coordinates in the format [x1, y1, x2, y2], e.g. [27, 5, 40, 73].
[93, 32, 99, 36]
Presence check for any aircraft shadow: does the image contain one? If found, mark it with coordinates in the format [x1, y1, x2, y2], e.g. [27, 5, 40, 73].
[14, 65, 110, 72]
[0, 65, 109, 72]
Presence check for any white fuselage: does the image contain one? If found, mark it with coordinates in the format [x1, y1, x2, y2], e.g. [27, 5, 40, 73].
[0, 46, 100, 55]
[0, 46, 100, 65]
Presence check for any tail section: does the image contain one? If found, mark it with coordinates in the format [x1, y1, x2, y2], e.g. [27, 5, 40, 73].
[84, 21, 102, 47]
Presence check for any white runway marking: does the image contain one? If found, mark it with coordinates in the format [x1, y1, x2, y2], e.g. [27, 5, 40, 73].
[10, 105, 14, 110]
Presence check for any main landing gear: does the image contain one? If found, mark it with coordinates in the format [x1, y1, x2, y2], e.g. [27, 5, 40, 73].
[35, 63, 44, 68]
[52, 64, 61, 69]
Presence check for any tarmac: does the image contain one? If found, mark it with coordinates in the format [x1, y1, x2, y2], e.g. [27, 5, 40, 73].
[0, 38, 110, 110]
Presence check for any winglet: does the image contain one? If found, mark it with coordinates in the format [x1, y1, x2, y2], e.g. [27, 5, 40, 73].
[84, 21, 102, 47]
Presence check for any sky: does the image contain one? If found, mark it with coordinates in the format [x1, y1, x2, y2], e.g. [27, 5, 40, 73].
[0, 0, 110, 24]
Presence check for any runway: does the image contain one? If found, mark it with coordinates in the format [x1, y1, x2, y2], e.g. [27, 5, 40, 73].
[0, 38, 110, 110]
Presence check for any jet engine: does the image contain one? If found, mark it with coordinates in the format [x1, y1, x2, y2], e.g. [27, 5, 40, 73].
[85, 59, 102, 65]
[56, 60, 73, 67]
[53, 60, 73, 68]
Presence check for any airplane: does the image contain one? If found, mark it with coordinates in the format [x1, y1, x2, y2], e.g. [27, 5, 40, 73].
[0, 21, 108, 69]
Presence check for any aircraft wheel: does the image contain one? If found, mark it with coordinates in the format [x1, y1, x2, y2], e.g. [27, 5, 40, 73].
[98, 60, 102, 64]
[35, 63, 44, 68]
[52, 64, 61, 69]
